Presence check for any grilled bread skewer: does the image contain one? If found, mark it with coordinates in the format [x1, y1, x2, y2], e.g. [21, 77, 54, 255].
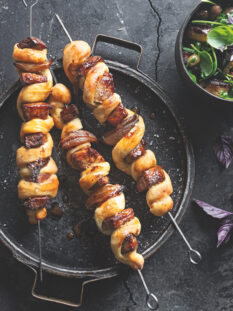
[49, 83, 144, 270]
[62, 40, 173, 218]
[13, 36, 59, 224]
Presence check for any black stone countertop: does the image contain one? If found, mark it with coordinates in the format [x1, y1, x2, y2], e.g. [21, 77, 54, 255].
[1, 0, 233, 310]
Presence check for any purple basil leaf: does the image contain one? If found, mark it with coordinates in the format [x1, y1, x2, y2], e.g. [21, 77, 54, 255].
[227, 16, 233, 24]
[193, 199, 233, 219]
[213, 136, 233, 168]
[217, 218, 233, 247]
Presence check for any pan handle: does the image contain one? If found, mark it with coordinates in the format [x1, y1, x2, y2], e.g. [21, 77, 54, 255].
[27, 265, 101, 308]
[92, 34, 143, 71]
[91, 34, 156, 84]
[11, 250, 114, 308]
[27, 264, 103, 308]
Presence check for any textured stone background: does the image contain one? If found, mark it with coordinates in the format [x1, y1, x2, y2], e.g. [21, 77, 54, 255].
[1, 0, 233, 310]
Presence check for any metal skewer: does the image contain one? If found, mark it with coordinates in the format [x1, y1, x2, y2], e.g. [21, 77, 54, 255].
[54, 14, 159, 310]
[22, 0, 43, 283]
[55, 13, 202, 266]
[168, 212, 201, 264]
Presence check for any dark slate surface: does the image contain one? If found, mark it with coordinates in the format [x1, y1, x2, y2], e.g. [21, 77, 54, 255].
[0, 0, 233, 310]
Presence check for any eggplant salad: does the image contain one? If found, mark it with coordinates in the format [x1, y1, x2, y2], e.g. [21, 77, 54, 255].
[183, 0, 233, 100]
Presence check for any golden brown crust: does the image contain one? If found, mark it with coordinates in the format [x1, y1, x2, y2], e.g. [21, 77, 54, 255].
[49, 74, 144, 269]
[13, 38, 58, 224]
[63, 40, 173, 221]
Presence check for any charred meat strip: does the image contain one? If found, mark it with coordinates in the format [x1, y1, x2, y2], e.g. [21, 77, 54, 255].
[125, 139, 146, 164]
[34, 173, 51, 183]
[102, 208, 134, 231]
[103, 114, 139, 146]
[121, 234, 138, 254]
[89, 176, 110, 192]
[107, 103, 128, 127]
[18, 36, 47, 50]
[22, 102, 52, 121]
[23, 196, 50, 210]
[60, 130, 97, 150]
[20, 73, 47, 85]
[76, 56, 103, 78]
[95, 72, 114, 103]
[14, 59, 53, 73]
[137, 166, 165, 192]
[24, 132, 46, 149]
[71, 147, 105, 170]
[86, 184, 124, 210]
[27, 158, 49, 181]
[61, 104, 79, 123]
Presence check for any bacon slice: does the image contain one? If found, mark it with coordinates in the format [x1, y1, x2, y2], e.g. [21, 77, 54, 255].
[137, 166, 165, 192]
[121, 234, 138, 254]
[107, 103, 128, 127]
[86, 184, 124, 210]
[22, 102, 51, 121]
[27, 158, 49, 181]
[23, 196, 49, 210]
[94, 72, 114, 103]
[103, 114, 139, 146]
[125, 139, 146, 164]
[89, 176, 109, 192]
[71, 147, 105, 170]
[60, 130, 97, 150]
[102, 208, 134, 231]
[18, 36, 47, 50]
[14, 60, 53, 73]
[20, 73, 47, 85]
[77, 56, 103, 78]
[24, 132, 46, 149]
[34, 173, 51, 183]
[61, 104, 79, 123]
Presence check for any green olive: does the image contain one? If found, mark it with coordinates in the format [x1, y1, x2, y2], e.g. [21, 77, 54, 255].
[187, 54, 200, 67]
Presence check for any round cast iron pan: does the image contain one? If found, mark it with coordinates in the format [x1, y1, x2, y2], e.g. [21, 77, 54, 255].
[0, 39, 194, 282]
[175, 0, 233, 105]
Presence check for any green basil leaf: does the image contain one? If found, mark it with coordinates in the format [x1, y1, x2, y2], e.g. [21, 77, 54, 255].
[182, 46, 195, 53]
[188, 70, 197, 83]
[207, 26, 233, 51]
[211, 47, 217, 76]
[201, 0, 216, 5]
[199, 51, 214, 78]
